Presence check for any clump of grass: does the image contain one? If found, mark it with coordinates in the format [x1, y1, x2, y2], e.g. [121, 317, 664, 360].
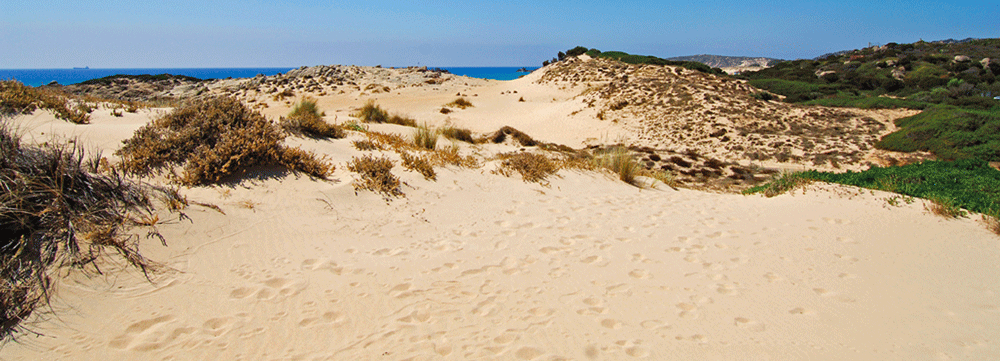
[0, 119, 184, 340]
[387, 114, 417, 127]
[983, 210, 1000, 235]
[487, 126, 537, 146]
[280, 98, 344, 139]
[400, 152, 437, 181]
[925, 195, 968, 218]
[347, 154, 403, 197]
[497, 152, 559, 183]
[413, 124, 438, 150]
[742, 171, 814, 197]
[440, 125, 475, 143]
[116, 97, 332, 185]
[592, 146, 642, 185]
[353, 100, 389, 123]
[445, 97, 474, 109]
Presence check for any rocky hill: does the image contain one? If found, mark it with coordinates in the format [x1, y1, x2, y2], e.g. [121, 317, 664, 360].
[668, 55, 782, 74]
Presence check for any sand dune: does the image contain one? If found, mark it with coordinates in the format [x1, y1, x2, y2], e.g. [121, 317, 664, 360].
[4, 66, 999, 360]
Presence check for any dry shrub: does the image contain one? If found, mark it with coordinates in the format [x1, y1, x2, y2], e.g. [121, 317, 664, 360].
[352, 139, 382, 151]
[445, 97, 474, 109]
[440, 107, 452, 114]
[400, 152, 437, 181]
[117, 97, 331, 185]
[430, 144, 479, 168]
[0, 80, 91, 124]
[497, 152, 559, 183]
[366, 131, 413, 151]
[440, 125, 475, 143]
[388, 114, 417, 127]
[0, 119, 183, 339]
[280, 98, 344, 139]
[413, 124, 438, 150]
[487, 126, 537, 146]
[347, 154, 403, 197]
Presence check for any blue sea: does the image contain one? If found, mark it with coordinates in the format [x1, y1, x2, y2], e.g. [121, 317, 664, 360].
[0, 67, 537, 87]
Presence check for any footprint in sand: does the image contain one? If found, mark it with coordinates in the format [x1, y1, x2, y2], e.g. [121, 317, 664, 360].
[581, 255, 603, 264]
[734, 317, 766, 332]
[515, 347, 545, 360]
[789, 307, 816, 315]
[601, 319, 624, 329]
[629, 269, 652, 279]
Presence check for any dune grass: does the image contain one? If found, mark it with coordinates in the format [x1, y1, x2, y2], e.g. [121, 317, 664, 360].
[352, 100, 417, 127]
[116, 97, 332, 185]
[0, 118, 184, 340]
[280, 98, 345, 139]
[439, 125, 475, 143]
[413, 124, 438, 150]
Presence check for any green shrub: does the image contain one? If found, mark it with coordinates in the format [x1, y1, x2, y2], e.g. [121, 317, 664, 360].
[566, 46, 589, 57]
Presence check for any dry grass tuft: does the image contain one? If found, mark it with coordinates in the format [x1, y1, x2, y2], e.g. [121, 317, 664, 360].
[439, 125, 475, 143]
[445, 97, 474, 109]
[347, 154, 403, 197]
[366, 131, 414, 151]
[116, 97, 332, 185]
[592, 147, 642, 184]
[413, 124, 438, 150]
[430, 144, 479, 168]
[0, 119, 184, 340]
[280, 98, 344, 139]
[353, 100, 389, 123]
[497, 152, 559, 183]
[983, 211, 1000, 235]
[400, 152, 437, 181]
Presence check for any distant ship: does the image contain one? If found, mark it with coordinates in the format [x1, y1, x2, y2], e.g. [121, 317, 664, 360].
[73, 66, 90, 70]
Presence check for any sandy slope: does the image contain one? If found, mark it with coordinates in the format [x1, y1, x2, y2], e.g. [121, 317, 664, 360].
[3, 79, 1000, 360]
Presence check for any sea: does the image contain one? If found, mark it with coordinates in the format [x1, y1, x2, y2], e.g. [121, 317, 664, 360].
[0, 67, 537, 87]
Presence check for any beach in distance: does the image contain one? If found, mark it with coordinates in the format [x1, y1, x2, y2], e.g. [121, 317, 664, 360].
[2, 48, 999, 361]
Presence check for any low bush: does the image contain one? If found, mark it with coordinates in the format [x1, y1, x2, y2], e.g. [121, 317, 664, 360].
[487, 126, 537, 146]
[347, 154, 402, 197]
[0, 119, 183, 339]
[117, 97, 332, 185]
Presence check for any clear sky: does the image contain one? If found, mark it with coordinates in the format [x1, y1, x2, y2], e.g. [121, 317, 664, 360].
[2, 0, 997, 68]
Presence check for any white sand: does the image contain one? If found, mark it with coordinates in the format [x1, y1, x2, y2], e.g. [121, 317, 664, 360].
[3, 77, 1000, 360]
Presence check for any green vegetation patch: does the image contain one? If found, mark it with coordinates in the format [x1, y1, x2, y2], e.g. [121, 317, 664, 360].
[744, 159, 1000, 215]
[876, 105, 1000, 161]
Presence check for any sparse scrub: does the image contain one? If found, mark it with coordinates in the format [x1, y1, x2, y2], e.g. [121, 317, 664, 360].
[365, 131, 413, 151]
[497, 152, 559, 183]
[742, 171, 814, 197]
[430, 144, 478, 168]
[0, 119, 183, 339]
[352, 139, 382, 151]
[400, 152, 437, 180]
[413, 124, 438, 150]
[1, 80, 91, 123]
[280, 98, 345, 139]
[116, 97, 331, 185]
[347, 154, 403, 197]
[445, 98, 474, 109]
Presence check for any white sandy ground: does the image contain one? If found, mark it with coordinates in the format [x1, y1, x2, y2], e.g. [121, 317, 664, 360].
[3, 83, 1000, 361]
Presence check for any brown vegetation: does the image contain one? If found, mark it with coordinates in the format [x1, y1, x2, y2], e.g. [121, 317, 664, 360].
[280, 98, 345, 139]
[116, 97, 332, 185]
[347, 155, 403, 197]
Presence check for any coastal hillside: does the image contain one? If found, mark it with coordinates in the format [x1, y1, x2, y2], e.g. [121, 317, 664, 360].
[538, 55, 920, 171]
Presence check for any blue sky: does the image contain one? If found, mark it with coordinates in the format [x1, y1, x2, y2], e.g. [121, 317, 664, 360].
[2, 0, 997, 68]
